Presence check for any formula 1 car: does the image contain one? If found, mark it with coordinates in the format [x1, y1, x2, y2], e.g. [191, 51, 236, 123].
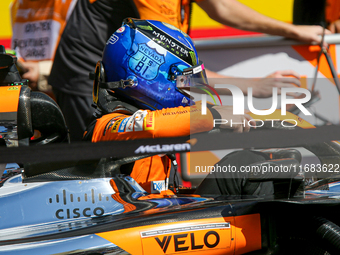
[1, 46, 340, 255]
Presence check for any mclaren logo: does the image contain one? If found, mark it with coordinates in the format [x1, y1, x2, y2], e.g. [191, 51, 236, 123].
[134, 143, 190, 154]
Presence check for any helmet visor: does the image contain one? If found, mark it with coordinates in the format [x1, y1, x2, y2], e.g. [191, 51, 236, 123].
[176, 61, 208, 89]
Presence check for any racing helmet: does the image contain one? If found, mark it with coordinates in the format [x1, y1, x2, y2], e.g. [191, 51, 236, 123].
[94, 18, 208, 110]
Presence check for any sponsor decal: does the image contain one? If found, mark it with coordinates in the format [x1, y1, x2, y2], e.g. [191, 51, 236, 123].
[137, 25, 153, 31]
[182, 63, 204, 76]
[161, 110, 189, 116]
[151, 179, 168, 193]
[7, 87, 19, 91]
[115, 111, 151, 133]
[126, 118, 134, 132]
[181, 97, 188, 105]
[129, 43, 165, 80]
[55, 207, 104, 219]
[141, 223, 230, 237]
[111, 119, 123, 133]
[136, 20, 195, 65]
[141, 223, 231, 253]
[49, 189, 111, 219]
[193, 64, 204, 74]
[104, 116, 123, 135]
[134, 111, 148, 131]
[189, 51, 197, 66]
[107, 34, 119, 45]
[116, 26, 125, 33]
[118, 117, 131, 133]
[152, 30, 189, 59]
[135, 143, 190, 154]
[144, 112, 155, 130]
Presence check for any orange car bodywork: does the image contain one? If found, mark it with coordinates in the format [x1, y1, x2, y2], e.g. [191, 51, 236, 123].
[97, 214, 261, 255]
[0, 85, 20, 114]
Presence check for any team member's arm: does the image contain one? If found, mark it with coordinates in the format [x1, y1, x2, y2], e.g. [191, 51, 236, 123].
[205, 69, 301, 98]
[329, 20, 340, 33]
[197, 0, 330, 45]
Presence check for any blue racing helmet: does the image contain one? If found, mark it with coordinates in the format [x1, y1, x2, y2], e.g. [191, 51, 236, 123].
[97, 18, 208, 110]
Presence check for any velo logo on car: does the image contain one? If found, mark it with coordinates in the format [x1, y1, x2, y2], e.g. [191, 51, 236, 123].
[140, 223, 231, 254]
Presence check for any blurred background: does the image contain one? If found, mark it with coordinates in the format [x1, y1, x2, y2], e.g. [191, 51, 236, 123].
[0, 0, 294, 47]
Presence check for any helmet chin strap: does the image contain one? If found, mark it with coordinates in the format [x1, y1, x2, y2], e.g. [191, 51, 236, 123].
[99, 79, 135, 89]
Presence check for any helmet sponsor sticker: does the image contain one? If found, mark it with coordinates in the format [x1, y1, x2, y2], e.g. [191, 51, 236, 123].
[193, 64, 204, 74]
[137, 21, 196, 65]
[107, 34, 119, 45]
[116, 26, 125, 33]
[140, 223, 231, 254]
[181, 97, 188, 105]
[189, 51, 197, 67]
[137, 24, 153, 31]
[129, 43, 165, 80]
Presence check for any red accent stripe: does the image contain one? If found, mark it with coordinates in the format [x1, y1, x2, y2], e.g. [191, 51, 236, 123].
[189, 27, 261, 39]
[0, 38, 11, 49]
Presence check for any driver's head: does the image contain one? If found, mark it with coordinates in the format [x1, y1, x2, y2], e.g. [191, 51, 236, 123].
[94, 18, 208, 110]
